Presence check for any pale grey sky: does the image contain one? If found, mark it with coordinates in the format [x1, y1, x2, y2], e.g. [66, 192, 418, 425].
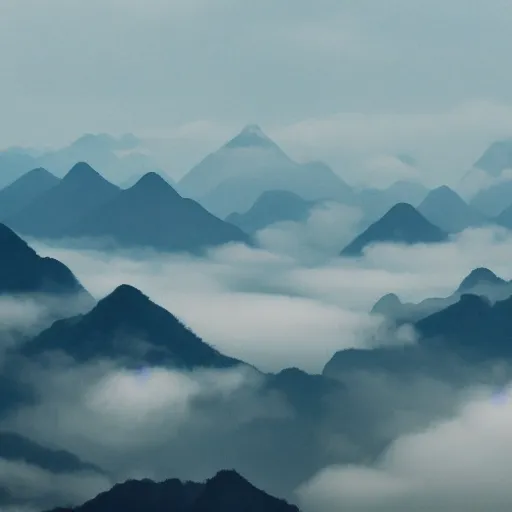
[2, 0, 512, 174]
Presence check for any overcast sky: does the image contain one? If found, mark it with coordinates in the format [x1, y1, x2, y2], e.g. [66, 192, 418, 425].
[3, 0, 512, 172]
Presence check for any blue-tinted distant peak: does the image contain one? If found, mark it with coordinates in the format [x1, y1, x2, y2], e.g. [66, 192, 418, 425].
[63, 162, 102, 183]
[457, 267, 506, 292]
[130, 171, 181, 198]
[224, 124, 277, 150]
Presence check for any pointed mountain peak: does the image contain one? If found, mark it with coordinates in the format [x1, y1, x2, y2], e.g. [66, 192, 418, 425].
[371, 293, 403, 314]
[457, 267, 507, 292]
[89, 284, 158, 321]
[99, 284, 149, 308]
[25, 167, 52, 177]
[128, 171, 181, 199]
[206, 470, 260, 493]
[341, 202, 446, 257]
[383, 202, 421, 218]
[425, 185, 463, 202]
[63, 162, 104, 183]
[224, 124, 277, 150]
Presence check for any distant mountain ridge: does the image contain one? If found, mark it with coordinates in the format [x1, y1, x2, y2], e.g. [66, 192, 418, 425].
[42, 470, 300, 512]
[178, 125, 352, 218]
[0, 168, 60, 220]
[5, 162, 120, 238]
[340, 202, 448, 257]
[371, 267, 512, 324]
[64, 171, 250, 253]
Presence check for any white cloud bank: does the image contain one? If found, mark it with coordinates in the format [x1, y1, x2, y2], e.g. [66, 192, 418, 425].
[298, 384, 512, 512]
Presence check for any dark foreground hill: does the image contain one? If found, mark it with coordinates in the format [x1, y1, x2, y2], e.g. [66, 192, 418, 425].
[0, 222, 91, 300]
[43, 470, 300, 512]
[22, 284, 241, 369]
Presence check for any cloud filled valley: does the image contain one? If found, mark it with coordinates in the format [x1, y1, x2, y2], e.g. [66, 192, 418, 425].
[2, 201, 512, 510]
[3, 4, 512, 504]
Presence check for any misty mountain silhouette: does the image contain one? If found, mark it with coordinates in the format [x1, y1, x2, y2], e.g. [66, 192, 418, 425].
[121, 170, 175, 189]
[224, 124, 283, 150]
[365, 290, 512, 367]
[0, 223, 91, 298]
[226, 190, 314, 233]
[470, 179, 512, 217]
[200, 161, 352, 219]
[42, 470, 299, 512]
[179, 124, 294, 199]
[371, 267, 512, 324]
[0, 168, 60, 220]
[266, 367, 343, 418]
[178, 125, 352, 218]
[492, 196, 512, 229]
[0, 149, 39, 189]
[0, 431, 102, 476]
[457, 267, 507, 293]
[64, 172, 249, 252]
[474, 138, 512, 177]
[340, 202, 448, 257]
[355, 180, 429, 227]
[5, 162, 120, 238]
[324, 292, 512, 379]
[22, 284, 241, 368]
[417, 185, 486, 233]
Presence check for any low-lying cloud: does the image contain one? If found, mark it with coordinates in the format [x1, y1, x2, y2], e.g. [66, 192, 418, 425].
[298, 383, 512, 512]
[29, 225, 512, 373]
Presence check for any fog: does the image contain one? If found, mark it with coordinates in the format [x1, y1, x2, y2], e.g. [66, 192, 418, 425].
[298, 383, 512, 512]
[3, 209, 512, 508]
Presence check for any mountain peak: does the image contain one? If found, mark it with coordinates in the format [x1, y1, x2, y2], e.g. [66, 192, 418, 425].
[430, 185, 458, 197]
[371, 293, 403, 315]
[224, 124, 276, 150]
[420, 186, 467, 208]
[130, 171, 180, 198]
[457, 267, 507, 292]
[63, 162, 103, 183]
[384, 202, 422, 218]
[341, 202, 447, 257]
[241, 123, 265, 136]
[99, 284, 148, 308]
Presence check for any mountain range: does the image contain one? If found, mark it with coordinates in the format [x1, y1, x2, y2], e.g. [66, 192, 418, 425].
[178, 125, 353, 218]
[1, 165, 249, 253]
[371, 267, 512, 323]
[42, 470, 299, 512]
[0, 133, 164, 187]
[5, 162, 120, 238]
[64, 172, 249, 252]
